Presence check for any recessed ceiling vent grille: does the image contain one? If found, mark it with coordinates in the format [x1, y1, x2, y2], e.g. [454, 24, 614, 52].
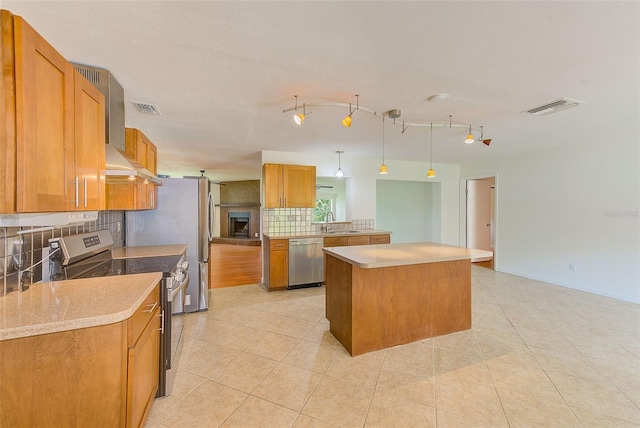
[74, 65, 101, 84]
[525, 98, 583, 116]
[131, 101, 161, 115]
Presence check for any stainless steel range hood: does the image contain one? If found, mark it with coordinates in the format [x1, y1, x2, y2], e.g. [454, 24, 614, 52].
[72, 63, 162, 185]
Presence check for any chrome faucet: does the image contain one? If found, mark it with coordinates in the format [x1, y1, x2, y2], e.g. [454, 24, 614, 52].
[325, 211, 334, 231]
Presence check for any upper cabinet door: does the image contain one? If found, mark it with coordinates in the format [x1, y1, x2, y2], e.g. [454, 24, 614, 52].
[74, 70, 105, 210]
[14, 16, 75, 212]
[263, 163, 284, 208]
[283, 165, 316, 208]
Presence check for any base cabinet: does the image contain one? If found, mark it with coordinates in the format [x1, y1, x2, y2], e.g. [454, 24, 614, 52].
[0, 284, 160, 427]
[263, 237, 289, 290]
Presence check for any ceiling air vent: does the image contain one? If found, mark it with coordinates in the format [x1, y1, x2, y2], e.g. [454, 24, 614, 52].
[525, 98, 583, 116]
[131, 101, 161, 115]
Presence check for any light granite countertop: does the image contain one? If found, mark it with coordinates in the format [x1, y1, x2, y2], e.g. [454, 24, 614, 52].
[263, 229, 392, 239]
[323, 241, 493, 269]
[111, 244, 187, 259]
[0, 272, 162, 341]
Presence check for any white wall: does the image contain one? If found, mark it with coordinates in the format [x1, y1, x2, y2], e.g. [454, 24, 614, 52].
[376, 180, 441, 243]
[262, 151, 461, 245]
[461, 140, 640, 303]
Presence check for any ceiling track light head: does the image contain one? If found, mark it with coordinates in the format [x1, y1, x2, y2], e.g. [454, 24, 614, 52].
[465, 124, 474, 144]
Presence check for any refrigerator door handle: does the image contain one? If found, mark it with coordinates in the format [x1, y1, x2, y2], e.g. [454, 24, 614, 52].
[207, 192, 215, 241]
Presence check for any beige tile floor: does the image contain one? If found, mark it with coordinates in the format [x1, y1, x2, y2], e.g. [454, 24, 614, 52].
[147, 266, 640, 427]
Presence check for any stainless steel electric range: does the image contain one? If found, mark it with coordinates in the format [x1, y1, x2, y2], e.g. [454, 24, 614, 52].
[47, 230, 188, 397]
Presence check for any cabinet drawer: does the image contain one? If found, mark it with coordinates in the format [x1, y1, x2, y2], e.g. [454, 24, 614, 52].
[347, 235, 370, 246]
[128, 284, 160, 346]
[324, 237, 348, 247]
[369, 234, 390, 245]
[270, 239, 289, 251]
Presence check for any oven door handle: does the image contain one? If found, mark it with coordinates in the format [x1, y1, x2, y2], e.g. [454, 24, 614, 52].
[169, 272, 189, 302]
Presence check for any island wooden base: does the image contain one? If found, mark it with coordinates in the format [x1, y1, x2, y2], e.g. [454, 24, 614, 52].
[325, 255, 471, 356]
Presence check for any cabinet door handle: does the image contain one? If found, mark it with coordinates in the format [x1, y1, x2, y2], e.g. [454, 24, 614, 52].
[84, 178, 88, 207]
[151, 191, 154, 208]
[74, 176, 79, 208]
[158, 309, 164, 334]
[143, 301, 159, 313]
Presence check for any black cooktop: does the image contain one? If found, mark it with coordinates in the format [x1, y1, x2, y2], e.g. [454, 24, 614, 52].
[63, 254, 183, 280]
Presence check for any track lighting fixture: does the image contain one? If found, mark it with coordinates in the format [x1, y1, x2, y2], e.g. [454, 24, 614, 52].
[427, 123, 436, 178]
[465, 125, 474, 144]
[281, 96, 493, 145]
[342, 94, 359, 128]
[379, 116, 388, 174]
[335, 150, 344, 177]
[292, 96, 307, 125]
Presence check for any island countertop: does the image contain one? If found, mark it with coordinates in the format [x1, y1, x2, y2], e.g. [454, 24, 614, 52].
[0, 273, 162, 341]
[323, 241, 493, 269]
[111, 244, 187, 259]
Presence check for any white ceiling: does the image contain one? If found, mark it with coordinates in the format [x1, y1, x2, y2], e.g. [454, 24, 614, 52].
[4, 1, 639, 181]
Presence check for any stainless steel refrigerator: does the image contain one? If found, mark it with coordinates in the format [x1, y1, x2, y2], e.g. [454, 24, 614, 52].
[126, 177, 214, 313]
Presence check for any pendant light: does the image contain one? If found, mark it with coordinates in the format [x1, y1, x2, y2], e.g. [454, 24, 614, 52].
[342, 94, 359, 127]
[379, 116, 388, 174]
[293, 95, 306, 125]
[427, 123, 436, 178]
[335, 150, 344, 177]
[465, 125, 474, 144]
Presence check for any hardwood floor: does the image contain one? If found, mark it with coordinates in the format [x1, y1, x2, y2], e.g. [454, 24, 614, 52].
[209, 243, 262, 288]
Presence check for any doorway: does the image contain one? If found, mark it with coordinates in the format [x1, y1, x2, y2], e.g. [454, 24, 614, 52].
[460, 174, 497, 269]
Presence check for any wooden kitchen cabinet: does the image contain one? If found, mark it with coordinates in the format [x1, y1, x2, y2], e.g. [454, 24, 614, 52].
[324, 236, 348, 247]
[106, 128, 158, 210]
[263, 237, 289, 290]
[0, 283, 161, 427]
[369, 234, 391, 245]
[0, 11, 105, 213]
[262, 163, 316, 208]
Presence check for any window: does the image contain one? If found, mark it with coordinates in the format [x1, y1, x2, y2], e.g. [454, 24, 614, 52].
[314, 196, 334, 222]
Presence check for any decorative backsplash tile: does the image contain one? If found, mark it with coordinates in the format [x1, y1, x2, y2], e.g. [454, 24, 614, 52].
[0, 210, 125, 296]
[263, 208, 313, 234]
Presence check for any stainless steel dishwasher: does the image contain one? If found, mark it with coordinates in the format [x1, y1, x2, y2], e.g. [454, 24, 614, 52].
[288, 237, 324, 289]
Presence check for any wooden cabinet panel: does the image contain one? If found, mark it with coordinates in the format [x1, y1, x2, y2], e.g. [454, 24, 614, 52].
[14, 15, 75, 212]
[283, 164, 316, 208]
[263, 163, 315, 208]
[347, 235, 370, 246]
[324, 236, 348, 247]
[263, 163, 283, 208]
[270, 249, 289, 289]
[74, 70, 105, 210]
[1, 12, 106, 213]
[106, 128, 158, 210]
[126, 305, 160, 428]
[369, 234, 390, 245]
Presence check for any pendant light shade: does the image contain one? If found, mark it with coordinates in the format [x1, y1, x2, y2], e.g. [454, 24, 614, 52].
[335, 150, 344, 177]
[427, 123, 436, 178]
[465, 125, 474, 144]
[379, 115, 388, 174]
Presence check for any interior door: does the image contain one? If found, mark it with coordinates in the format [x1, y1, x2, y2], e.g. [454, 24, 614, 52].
[466, 179, 493, 254]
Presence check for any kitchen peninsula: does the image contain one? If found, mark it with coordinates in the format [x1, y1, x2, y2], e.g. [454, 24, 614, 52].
[323, 242, 492, 356]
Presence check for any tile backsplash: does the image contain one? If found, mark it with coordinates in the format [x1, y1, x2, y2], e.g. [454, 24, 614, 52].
[0, 210, 125, 296]
[263, 208, 375, 235]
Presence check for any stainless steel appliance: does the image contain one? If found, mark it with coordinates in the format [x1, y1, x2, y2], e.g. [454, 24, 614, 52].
[126, 176, 214, 313]
[288, 237, 324, 289]
[47, 230, 188, 397]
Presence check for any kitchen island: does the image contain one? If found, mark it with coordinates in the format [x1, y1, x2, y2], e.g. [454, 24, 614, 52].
[323, 242, 492, 356]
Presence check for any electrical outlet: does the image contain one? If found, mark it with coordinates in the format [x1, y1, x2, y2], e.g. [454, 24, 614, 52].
[116, 221, 122, 232]
[185, 294, 191, 306]
[288, 215, 296, 221]
[569, 264, 577, 273]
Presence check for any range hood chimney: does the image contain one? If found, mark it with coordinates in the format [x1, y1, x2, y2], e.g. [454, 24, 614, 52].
[72, 63, 161, 185]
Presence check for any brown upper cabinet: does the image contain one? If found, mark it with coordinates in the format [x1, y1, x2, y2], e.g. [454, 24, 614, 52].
[106, 128, 158, 210]
[0, 11, 106, 213]
[262, 163, 316, 208]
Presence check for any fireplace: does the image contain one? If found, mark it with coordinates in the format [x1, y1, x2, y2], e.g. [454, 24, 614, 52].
[228, 212, 251, 238]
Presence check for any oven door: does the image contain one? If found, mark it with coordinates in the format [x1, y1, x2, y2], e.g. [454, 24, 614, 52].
[163, 272, 189, 397]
